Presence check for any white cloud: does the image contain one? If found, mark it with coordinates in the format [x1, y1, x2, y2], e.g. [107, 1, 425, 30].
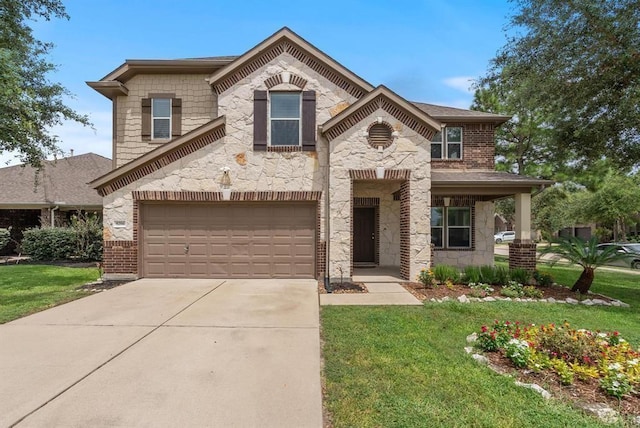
[442, 76, 476, 94]
[0, 108, 112, 167]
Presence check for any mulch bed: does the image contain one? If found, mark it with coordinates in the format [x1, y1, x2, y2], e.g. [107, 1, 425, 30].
[403, 282, 617, 303]
[483, 350, 640, 421]
[78, 280, 132, 291]
[318, 281, 368, 294]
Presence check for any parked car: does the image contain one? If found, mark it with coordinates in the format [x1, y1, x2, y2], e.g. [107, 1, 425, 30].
[596, 243, 640, 269]
[494, 231, 516, 244]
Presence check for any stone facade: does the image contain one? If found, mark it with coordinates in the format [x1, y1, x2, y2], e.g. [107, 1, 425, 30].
[328, 108, 431, 281]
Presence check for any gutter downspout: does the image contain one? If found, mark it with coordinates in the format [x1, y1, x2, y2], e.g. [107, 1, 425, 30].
[324, 135, 332, 293]
[50, 206, 59, 227]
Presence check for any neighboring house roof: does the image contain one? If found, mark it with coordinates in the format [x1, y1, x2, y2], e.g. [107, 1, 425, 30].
[91, 117, 226, 196]
[0, 153, 112, 209]
[431, 170, 553, 196]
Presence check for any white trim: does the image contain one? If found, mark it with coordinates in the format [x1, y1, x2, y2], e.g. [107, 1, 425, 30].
[268, 91, 302, 147]
[151, 98, 172, 140]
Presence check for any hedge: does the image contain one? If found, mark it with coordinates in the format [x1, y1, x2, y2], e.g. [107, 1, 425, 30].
[21, 226, 102, 261]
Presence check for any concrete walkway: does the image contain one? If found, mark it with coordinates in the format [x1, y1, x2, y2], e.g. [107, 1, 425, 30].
[0, 278, 322, 428]
[320, 282, 422, 306]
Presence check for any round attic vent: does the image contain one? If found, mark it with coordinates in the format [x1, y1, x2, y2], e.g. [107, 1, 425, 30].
[367, 122, 394, 149]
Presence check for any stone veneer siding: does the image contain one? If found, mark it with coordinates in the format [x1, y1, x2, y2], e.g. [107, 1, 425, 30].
[431, 123, 495, 170]
[509, 241, 537, 271]
[115, 74, 216, 167]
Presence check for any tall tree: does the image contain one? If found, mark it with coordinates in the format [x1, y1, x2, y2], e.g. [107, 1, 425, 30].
[0, 0, 90, 167]
[471, 83, 554, 177]
[481, 0, 640, 169]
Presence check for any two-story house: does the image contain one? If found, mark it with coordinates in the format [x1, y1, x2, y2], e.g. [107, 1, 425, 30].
[88, 28, 548, 281]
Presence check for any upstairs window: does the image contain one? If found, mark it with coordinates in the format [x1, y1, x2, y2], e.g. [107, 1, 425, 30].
[152, 98, 171, 139]
[253, 90, 316, 151]
[141, 96, 181, 141]
[431, 126, 463, 159]
[270, 92, 301, 146]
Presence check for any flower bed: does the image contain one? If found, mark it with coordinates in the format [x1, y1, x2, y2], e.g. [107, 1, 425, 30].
[474, 320, 639, 420]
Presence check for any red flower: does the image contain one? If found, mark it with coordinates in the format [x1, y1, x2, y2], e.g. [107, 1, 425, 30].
[481, 326, 488, 333]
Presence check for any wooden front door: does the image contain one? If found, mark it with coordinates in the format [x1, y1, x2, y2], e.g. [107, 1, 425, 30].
[353, 207, 375, 263]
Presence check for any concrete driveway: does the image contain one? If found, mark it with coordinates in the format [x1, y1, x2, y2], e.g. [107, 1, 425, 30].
[0, 278, 322, 427]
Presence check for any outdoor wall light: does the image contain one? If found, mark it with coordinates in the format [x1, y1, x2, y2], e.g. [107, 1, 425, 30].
[220, 166, 232, 200]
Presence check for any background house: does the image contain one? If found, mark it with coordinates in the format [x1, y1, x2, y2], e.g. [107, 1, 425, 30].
[0, 153, 111, 254]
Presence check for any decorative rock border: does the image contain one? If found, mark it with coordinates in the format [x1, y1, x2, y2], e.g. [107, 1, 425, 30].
[465, 333, 638, 426]
[428, 295, 630, 307]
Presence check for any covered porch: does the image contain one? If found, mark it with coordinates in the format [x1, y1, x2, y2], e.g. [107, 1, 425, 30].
[431, 170, 552, 270]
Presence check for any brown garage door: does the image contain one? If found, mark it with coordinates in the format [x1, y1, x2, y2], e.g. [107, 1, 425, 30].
[141, 202, 316, 278]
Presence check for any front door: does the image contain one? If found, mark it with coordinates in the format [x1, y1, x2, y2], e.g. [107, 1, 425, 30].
[353, 207, 375, 263]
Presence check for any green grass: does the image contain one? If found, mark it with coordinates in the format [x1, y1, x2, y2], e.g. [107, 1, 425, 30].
[321, 264, 640, 427]
[0, 264, 100, 323]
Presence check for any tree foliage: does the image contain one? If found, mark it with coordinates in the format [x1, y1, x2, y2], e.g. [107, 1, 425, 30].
[481, 0, 640, 169]
[573, 173, 640, 241]
[532, 186, 573, 241]
[471, 83, 555, 177]
[0, 0, 91, 167]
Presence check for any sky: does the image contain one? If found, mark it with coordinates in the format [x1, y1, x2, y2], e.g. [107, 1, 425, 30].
[1, 0, 516, 166]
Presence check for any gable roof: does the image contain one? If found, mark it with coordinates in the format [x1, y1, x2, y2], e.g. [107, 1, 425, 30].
[207, 27, 375, 97]
[91, 117, 226, 196]
[0, 153, 112, 209]
[321, 85, 441, 141]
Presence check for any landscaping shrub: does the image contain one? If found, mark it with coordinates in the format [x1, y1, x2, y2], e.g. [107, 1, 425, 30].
[500, 281, 523, 298]
[21, 212, 102, 261]
[480, 265, 498, 284]
[494, 265, 510, 285]
[468, 282, 494, 298]
[433, 264, 459, 283]
[462, 266, 482, 284]
[0, 228, 9, 252]
[417, 268, 436, 288]
[533, 270, 554, 287]
[22, 227, 77, 260]
[509, 268, 532, 285]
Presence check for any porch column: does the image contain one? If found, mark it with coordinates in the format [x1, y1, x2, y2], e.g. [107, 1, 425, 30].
[509, 192, 537, 271]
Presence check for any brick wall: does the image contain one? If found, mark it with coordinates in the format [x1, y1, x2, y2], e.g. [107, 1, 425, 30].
[508, 241, 537, 271]
[431, 123, 495, 170]
[103, 240, 137, 275]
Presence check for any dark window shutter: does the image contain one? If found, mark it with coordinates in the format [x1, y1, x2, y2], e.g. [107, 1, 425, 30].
[302, 91, 316, 151]
[253, 90, 268, 151]
[141, 98, 151, 141]
[171, 98, 182, 137]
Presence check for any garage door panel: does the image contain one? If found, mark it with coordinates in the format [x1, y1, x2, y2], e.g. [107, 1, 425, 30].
[142, 203, 315, 278]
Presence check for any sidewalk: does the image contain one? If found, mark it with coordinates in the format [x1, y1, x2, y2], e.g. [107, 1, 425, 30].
[319, 282, 422, 306]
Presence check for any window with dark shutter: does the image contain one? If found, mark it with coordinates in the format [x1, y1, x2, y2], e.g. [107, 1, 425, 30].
[142, 95, 181, 141]
[171, 98, 182, 137]
[141, 98, 151, 141]
[301, 91, 316, 151]
[254, 90, 268, 151]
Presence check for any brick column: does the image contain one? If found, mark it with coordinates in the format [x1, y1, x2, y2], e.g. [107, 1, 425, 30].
[103, 240, 138, 279]
[509, 240, 537, 271]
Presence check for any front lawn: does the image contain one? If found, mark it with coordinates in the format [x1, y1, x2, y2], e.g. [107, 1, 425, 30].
[0, 264, 99, 323]
[321, 264, 639, 427]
